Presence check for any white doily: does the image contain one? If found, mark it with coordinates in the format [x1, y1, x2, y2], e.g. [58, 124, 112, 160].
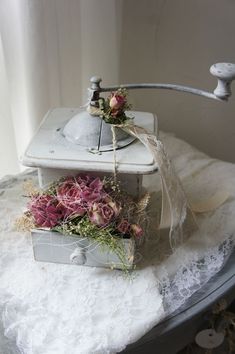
[0, 132, 235, 354]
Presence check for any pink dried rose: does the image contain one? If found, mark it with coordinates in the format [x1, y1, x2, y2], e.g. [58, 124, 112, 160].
[104, 196, 121, 217]
[75, 174, 95, 188]
[57, 178, 86, 217]
[80, 177, 106, 204]
[29, 195, 65, 228]
[57, 175, 105, 213]
[88, 199, 120, 227]
[109, 93, 126, 111]
[130, 224, 144, 238]
[117, 219, 130, 234]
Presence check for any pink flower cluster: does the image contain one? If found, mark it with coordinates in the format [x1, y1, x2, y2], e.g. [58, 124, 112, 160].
[29, 194, 65, 228]
[28, 174, 143, 238]
[57, 175, 105, 217]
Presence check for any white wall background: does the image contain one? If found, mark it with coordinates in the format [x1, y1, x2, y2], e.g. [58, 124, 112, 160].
[119, 0, 235, 163]
[0, 0, 235, 178]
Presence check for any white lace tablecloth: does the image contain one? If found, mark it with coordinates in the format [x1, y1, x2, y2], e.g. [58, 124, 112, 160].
[0, 132, 235, 354]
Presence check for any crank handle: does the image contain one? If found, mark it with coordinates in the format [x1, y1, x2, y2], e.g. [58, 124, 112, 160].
[89, 62, 235, 104]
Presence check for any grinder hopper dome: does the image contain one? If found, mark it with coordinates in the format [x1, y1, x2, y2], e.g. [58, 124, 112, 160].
[62, 110, 135, 152]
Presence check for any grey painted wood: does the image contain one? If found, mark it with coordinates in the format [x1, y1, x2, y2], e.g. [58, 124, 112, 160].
[32, 229, 135, 270]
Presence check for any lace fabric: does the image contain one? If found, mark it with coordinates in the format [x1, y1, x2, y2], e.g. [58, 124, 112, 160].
[122, 124, 198, 249]
[0, 132, 235, 354]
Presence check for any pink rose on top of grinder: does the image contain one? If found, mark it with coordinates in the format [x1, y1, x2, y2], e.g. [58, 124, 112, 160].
[109, 93, 126, 111]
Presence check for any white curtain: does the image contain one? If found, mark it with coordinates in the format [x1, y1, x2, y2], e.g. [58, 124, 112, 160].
[0, 0, 123, 178]
[1, 0, 235, 178]
[0, 35, 19, 176]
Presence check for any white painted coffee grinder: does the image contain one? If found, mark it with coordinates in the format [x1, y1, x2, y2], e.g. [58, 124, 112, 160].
[22, 63, 235, 269]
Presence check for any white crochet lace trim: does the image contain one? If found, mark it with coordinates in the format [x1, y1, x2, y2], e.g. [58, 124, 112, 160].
[159, 238, 233, 315]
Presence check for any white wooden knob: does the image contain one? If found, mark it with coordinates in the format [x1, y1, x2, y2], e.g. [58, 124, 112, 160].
[210, 63, 235, 99]
[90, 76, 102, 90]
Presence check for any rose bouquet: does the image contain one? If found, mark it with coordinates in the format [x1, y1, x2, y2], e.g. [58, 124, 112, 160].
[20, 174, 149, 270]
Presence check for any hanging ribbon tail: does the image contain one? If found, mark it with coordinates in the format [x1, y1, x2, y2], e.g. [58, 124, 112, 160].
[119, 123, 198, 250]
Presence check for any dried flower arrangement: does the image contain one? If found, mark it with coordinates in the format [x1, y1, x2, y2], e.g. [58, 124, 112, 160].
[18, 174, 149, 270]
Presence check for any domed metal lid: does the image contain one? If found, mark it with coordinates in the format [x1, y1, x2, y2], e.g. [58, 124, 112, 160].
[62, 110, 135, 152]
